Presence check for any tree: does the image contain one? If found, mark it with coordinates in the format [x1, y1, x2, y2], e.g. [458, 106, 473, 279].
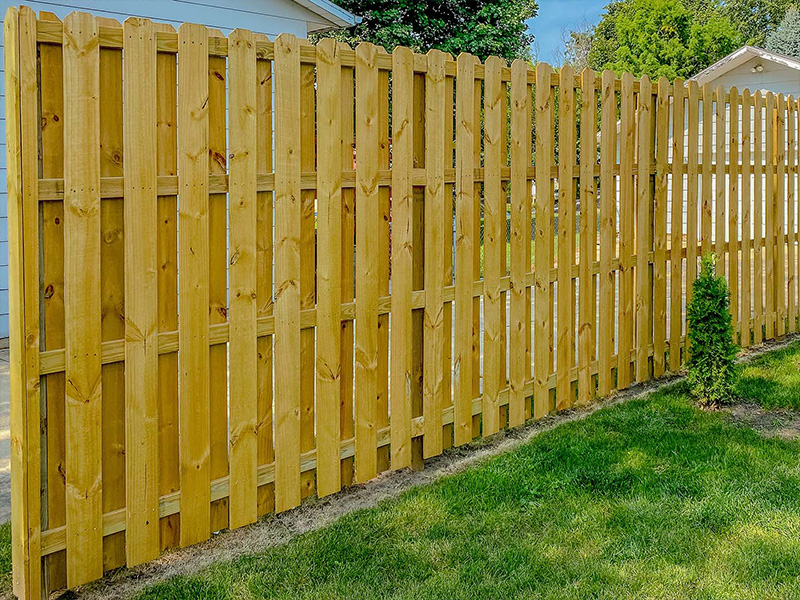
[587, 0, 743, 79]
[317, 0, 539, 61]
[554, 19, 594, 70]
[766, 6, 800, 56]
[722, 0, 800, 46]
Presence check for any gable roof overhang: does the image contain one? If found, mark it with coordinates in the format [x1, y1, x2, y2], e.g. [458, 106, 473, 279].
[690, 45, 800, 86]
[295, 0, 359, 31]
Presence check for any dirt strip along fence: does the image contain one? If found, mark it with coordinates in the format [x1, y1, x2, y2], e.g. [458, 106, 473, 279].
[6, 5, 800, 598]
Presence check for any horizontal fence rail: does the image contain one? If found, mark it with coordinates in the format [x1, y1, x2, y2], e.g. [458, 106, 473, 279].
[6, 5, 800, 597]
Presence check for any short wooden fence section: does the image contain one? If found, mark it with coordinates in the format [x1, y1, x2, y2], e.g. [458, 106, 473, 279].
[6, 5, 800, 598]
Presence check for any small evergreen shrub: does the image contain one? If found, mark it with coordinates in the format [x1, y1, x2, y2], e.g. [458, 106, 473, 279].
[687, 254, 739, 407]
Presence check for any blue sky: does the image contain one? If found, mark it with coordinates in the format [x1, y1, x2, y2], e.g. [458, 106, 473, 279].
[526, 0, 609, 64]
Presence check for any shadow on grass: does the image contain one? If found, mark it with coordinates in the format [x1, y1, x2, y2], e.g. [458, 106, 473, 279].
[138, 383, 800, 600]
[736, 340, 800, 410]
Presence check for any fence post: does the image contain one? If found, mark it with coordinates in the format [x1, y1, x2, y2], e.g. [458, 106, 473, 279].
[7, 5, 43, 598]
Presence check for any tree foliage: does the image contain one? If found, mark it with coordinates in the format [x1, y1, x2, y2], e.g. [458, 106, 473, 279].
[587, 0, 743, 79]
[766, 6, 800, 56]
[722, 0, 800, 45]
[687, 254, 739, 407]
[319, 0, 538, 61]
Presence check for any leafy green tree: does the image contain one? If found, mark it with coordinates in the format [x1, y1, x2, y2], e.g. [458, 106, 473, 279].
[588, 0, 743, 79]
[766, 6, 800, 55]
[722, 0, 800, 45]
[318, 0, 538, 61]
[687, 254, 739, 407]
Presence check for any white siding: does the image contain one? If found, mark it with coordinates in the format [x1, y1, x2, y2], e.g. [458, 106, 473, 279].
[0, 0, 322, 338]
[711, 55, 800, 98]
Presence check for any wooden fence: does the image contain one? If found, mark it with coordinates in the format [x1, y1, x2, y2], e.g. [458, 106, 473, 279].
[7, 5, 800, 598]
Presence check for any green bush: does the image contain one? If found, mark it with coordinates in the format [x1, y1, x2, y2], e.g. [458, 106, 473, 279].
[687, 254, 739, 406]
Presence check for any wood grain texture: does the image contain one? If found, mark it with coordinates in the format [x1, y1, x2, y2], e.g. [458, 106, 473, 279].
[510, 59, 531, 423]
[228, 27, 258, 529]
[670, 79, 686, 370]
[578, 68, 597, 407]
[534, 63, 554, 417]
[598, 70, 616, 397]
[483, 56, 503, 435]
[729, 88, 740, 340]
[177, 22, 211, 546]
[741, 90, 753, 347]
[557, 65, 576, 410]
[7, 6, 43, 597]
[122, 16, 159, 566]
[653, 77, 669, 378]
[754, 91, 764, 345]
[635, 75, 653, 384]
[423, 49, 446, 456]
[316, 38, 343, 494]
[273, 33, 302, 512]
[355, 42, 379, 482]
[63, 11, 103, 586]
[618, 73, 635, 390]
[390, 46, 414, 466]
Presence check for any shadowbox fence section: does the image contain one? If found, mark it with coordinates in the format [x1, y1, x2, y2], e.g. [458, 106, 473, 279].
[7, 6, 800, 598]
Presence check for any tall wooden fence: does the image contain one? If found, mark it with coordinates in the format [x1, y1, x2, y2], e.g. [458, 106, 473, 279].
[7, 5, 800, 597]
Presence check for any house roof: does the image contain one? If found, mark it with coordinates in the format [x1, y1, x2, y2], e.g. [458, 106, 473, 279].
[690, 45, 800, 86]
[295, 0, 358, 31]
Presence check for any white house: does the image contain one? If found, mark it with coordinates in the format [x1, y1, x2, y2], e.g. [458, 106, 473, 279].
[691, 45, 800, 96]
[0, 0, 357, 340]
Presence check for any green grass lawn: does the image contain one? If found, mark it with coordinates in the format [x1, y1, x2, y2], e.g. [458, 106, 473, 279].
[138, 380, 800, 600]
[736, 340, 800, 410]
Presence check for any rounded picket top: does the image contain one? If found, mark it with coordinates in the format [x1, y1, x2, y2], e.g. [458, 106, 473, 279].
[392, 45, 414, 61]
[485, 54, 506, 70]
[580, 66, 596, 81]
[153, 20, 176, 34]
[316, 37, 339, 65]
[230, 28, 255, 53]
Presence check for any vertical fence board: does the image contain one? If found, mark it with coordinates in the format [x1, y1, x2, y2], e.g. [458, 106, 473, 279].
[207, 36, 229, 533]
[578, 68, 596, 406]
[273, 33, 302, 512]
[122, 16, 159, 566]
[63, 11, 103, 586]
[454, 52, 475, 445]
[635, 75, 653, 383]
[355, 43, 379, 481]
[776, 95, 787, 337]
[156, 25, 180, 548]
[534, 63, 554, 417]
[741, 90, 753, 347]
[177, 22, 211, 545]
[39, 10, 67, 590]
[669, 79, 685, 371]
[97, 19, 126, 571]
[754, 92, 765, 345]
[598, 70, 616, 397]
[299, 57, 317, 499]
[255, 42, 275, 516]
[483, 56, 503, 434]
[765, 92, 776, 340]
[8, 6, 43, 597]
[390, 47, 414, 466]
[377, 50, 393, 468]
[702, 84, 713, 255]
[228, 28, 258, 529]
[686, 82, 701, 348]
[510, 59, 531, 424]
[316, 39, 343, 494]
[654, 77, 669, 378]
[715, 86, 727, 266]
[340, 59, 357, 485]
[618, 73, 635, 390]
[729, 88, 740, 340]
[788, 97, 797, 333]
[423, 50, 446, 456]
[557, 65, 576, 410]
